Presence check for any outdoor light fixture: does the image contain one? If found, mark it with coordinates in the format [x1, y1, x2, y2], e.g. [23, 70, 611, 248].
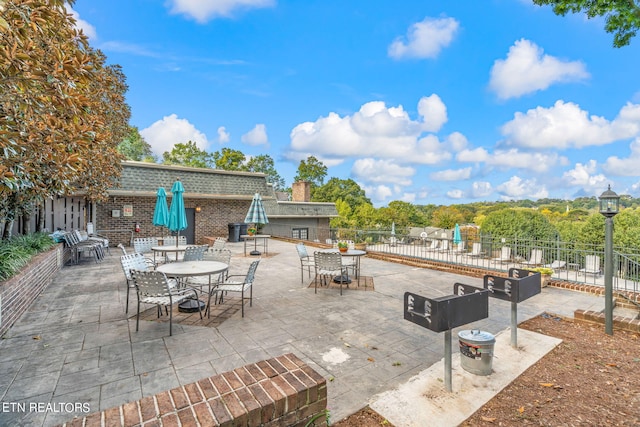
[599, 184, 620, 336]
[195, 206, 202, 213]
[599, 185, 620, 217]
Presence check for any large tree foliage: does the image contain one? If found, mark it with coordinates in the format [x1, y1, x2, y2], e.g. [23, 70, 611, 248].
[533, 0, 640, 47]
[212, 147, 245, 171]
[1, 0, 130, 237]
[294, 156, 327, 189]
[244, 154, 285, 190]
[431, 206, 465, 230]
[118, 126, 155, 162]
[313, 177, 370, 212]
[162, 141, 212, 168]
[481, 208, 559, 242]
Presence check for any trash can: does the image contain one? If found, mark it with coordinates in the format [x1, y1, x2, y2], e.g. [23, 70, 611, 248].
[239, 223, 249, 241]
[458, 329, 495, 376]
[228, 223, 241, 242]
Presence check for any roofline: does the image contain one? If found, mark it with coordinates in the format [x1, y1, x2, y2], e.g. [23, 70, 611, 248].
[107, 190, 269, 200]
[121, 160, 267, 178]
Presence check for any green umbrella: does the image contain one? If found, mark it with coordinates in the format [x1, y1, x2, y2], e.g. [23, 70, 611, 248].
[453, 223, 462, 245]
[244, 193, 269, 255]
[152, 187, 169, 232]
[167, 180, 187, 247]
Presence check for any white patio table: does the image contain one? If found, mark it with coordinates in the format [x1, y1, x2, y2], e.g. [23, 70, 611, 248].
[156, 260, 228, 315]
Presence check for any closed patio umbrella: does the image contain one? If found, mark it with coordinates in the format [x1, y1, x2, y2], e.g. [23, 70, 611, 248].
[453, 223, 462, 245]
[168, 179, 187, 247]
[244, 193, 269, 255]
[153, 187, 169, 234]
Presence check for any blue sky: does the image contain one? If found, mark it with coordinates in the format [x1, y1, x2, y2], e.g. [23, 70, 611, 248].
[71, 0, 640, 207]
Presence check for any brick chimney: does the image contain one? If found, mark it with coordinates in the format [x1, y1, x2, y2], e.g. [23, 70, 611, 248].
[292, 181, 311, 202]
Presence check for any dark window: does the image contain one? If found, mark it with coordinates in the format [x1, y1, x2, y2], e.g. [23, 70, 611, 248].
[292, 228, 309, 240]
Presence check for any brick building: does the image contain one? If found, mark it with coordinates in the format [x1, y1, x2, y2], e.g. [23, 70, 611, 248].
[89, 161, 337, 246]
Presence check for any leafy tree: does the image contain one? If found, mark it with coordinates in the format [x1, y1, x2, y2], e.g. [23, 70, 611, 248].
[212, 147, 246, 171]
[481, 208, 558, 242]
[1, 0, 130, 238]
[533, 0, 640, 47]
[244, 154, 285, 190]
[118, 126, 155, 162]
[294, 156, 327, 190]
[431, 206, 465, 229]
[382, 200, 428, 228]
[162, 141, 212, 168]
[313, 178, 370, 212]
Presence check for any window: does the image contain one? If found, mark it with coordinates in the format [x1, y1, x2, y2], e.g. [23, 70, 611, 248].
[292, 228, 309, 240]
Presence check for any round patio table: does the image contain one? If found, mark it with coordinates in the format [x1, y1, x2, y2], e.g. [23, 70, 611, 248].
[151, 245, 189, 264]
[156, 260, 228, 314]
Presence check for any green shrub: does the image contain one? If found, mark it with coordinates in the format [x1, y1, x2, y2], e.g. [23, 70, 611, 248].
[0, 233, 56, 281]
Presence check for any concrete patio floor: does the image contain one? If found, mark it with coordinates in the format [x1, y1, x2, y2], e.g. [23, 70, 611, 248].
[0, 238, 605, 426]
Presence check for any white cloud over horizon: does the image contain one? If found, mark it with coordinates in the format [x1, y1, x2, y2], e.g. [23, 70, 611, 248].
[167, 0, 275, 23]
[217, 126, 230, 143]
[241, 124, 268, 146]
[489, 39, 589, 99]
[388, 16, 459, 60]
[140, 114, 208, 156]
[501, 101, 640, 149]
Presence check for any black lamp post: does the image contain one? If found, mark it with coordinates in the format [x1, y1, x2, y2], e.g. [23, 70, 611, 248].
[598, 185, 620, 335]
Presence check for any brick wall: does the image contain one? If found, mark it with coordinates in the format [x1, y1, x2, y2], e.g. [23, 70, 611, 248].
[96, 196, 251, 246]
[0, 244, 64, 337]
[58, 353, 327, 427]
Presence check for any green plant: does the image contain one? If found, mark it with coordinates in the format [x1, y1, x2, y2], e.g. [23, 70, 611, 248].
[530, 267, 554, 275]
[0, 233, 56, 281]
[337, 241, 348, 249]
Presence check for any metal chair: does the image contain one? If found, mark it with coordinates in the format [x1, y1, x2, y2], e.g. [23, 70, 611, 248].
[313, 251, 348, 295]
[214, 259, 260, 317]
[188, 249, 232, 311]
[119, 253, 159, 313]
[182, 245, 207, 261]
[131, 270, 201, 336]
[211, 237, 227, 251]
[296, 243, 315, 283]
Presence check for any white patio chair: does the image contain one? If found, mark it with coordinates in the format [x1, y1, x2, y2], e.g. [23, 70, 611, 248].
[543, 260, 566, 270]
[211, 237, 227, 251]
[314, 251, 348, 295]
[214, 259, 260, 317]
[469, 242, 484, 257]
[182, 245, 207, 261]
[522, 249, 543, 267]
[131, 270, 201, 336]
[296, 243, 315, 283]
[120, 253, 164, 314]
[579, 255, 601, 276]
[435, 240, 450, 252]
[492, 246, 511, 264]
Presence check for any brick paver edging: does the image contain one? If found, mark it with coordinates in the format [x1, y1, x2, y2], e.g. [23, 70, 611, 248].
[57, 353, 327, 427]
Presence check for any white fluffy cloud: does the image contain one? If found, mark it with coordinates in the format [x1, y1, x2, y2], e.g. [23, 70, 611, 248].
[447, 189, 465, 199]
[486, 149, 562, 173]
[352, 159, 414, 185]
[361, 184, 394, 203]
[67, 6, 97, 40]
[217, 126, 230, 143]
[489, 39, 589, 99]
[388, 16, 459, 60]
[603, 137, 640, 176]
[496, 176, 548, 200]
[501, 101, 640, 149]
[418, 94, 448, 132]
[289, 98, 460, 165]
[471, 181, 493, 198]
[140, 114, 208, 156]
[241, 124, 268, 146]
[563, 160, 608, 193]
[430, 167, 471, 181]
[167, 0, 275, 23]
